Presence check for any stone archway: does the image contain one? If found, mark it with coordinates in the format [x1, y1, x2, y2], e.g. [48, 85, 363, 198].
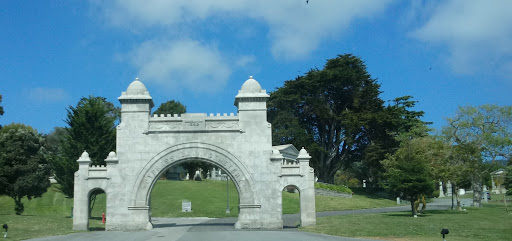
[129, 142, 257, 229]
[73, 76, 316, 231]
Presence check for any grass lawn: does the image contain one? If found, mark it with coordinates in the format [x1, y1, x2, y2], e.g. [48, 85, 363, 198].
[0, 180, 425, 240]
[0, 185, 75, 240]
[150, 180, 400, 217]
[301, 203, 512, 241]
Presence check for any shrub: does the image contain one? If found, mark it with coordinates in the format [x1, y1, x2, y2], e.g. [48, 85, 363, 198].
[315, 182, 352, 194]
[432, 190, 440, 198]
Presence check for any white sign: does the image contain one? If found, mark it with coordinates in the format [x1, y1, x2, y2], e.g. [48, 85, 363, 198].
[182, 200, 192, 212]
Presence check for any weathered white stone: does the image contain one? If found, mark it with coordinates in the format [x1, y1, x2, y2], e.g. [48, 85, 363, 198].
[73, 76, 316, 231]
[439, 181, 445, 197]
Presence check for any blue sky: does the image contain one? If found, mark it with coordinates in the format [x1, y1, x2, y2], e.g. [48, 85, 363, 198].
[1, 0, 512, 134]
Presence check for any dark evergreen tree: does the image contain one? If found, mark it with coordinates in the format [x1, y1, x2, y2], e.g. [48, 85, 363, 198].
[153, 100, 186, 116]
[52, 96, 118, 197]
[269, 54, 427, 184]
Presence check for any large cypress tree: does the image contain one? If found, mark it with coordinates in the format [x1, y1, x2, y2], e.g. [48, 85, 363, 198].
[52, 96, 118, 197]
[269, 54, 385, 183]
[268, 54, 427, 184]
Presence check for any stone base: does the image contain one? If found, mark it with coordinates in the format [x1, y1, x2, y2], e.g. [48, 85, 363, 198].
[73, 222, 88, 231]
[106, 221, 152, 231]
[301, 219, 316, 227]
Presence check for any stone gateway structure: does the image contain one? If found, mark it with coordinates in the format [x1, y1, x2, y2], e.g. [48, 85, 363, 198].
[73, 77, 316, 230]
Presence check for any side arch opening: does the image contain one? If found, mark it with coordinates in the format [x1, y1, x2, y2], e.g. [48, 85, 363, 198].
[282, 184, 301, 228]
[87, 188, 106, 231]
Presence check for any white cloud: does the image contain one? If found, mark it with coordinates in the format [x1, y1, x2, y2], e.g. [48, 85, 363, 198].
[92, 0, 392, 60]
[27, 88, 69, 102]
[128, 39, 231, 93]
[235, 55, 256, 67]
[411, 0, 512, 77]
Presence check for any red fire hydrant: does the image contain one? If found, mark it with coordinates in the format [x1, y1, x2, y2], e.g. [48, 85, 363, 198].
[102, 213, 106, 224]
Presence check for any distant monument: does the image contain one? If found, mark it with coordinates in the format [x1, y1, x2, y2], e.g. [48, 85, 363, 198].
[72, 76, 316, 231]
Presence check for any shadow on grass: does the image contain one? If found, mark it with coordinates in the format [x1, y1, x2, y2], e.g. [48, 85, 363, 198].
[350, 187, 395, 201]
[88, 227, 105, 231]
[384, 209, 469, 218]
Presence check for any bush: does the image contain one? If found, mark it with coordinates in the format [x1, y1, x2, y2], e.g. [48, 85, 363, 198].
[432, 190, 440, 198]
[315, 182, 352, 194]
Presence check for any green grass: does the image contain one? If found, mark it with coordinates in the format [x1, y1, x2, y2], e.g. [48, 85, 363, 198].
[301, 203, 512, 241]
[0, 180, 413, 240]
[150, 179, 239, 218]
[0, 185, 75, 240]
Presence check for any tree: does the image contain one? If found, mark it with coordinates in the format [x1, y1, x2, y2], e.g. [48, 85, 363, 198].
[268, 54, 427, 184]
[0, 123, 52, 214]
[382, 136, 436, 216]
[442, 104, 512, 207]
[153, 100, 186, 116]
[45, 127, 67, 155]
[356, 96, 429, 187]
[437, 142, 473, 210]
[52, 96, 118, 197]
[0, 94, 4, 128]
[504, 165, 512, 195]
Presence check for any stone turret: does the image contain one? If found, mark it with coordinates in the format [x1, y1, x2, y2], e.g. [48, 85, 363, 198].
[234, 76, 270, 134]
[118, 78, 154, 131]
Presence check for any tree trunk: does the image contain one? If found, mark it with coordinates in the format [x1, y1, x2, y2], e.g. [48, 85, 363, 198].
[410, 198, 417, 217]
[14, 197, 24, 215]
[472, 176, 483, 207]
[455, 192, 462, 211]
[316, 165, 336, 184]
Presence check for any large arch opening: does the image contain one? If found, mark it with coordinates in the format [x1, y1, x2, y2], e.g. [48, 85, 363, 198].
[148, 159, 241, 225]
[129, 143, 256, 229]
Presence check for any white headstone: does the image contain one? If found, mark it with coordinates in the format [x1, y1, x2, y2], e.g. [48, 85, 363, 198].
[458, 189, 465, 196]
[446, 180, 452, 196]
[396, 197, 400, 204]
[439, 181, 445, 197]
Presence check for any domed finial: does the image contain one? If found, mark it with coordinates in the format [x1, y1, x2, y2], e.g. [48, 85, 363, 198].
[80, 150, 89, 159]
[135, 77, 140, 81]
[298, 147, 311, 159]
[249, 76, 253, 79]
[77, 150, 91, 163]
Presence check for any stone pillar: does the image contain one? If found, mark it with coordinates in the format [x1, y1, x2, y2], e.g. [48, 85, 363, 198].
[446, 180, 452, 196]
[297, 147, 316, 227]
[439, 181, 445, 197]
[73, 151, 91, 230]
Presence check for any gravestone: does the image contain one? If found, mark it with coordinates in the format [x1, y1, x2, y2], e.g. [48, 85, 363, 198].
[439, 181, 445, 197]
[446, 180, 452, 196]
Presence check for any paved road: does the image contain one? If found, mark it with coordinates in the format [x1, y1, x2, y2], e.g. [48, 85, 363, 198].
[29, 217, 378, 241]
[28, 198, 471, 241]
